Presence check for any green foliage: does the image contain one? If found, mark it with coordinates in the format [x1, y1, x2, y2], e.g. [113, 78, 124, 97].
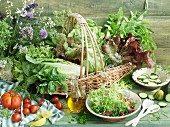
[77, 110, 89, 124]
[53, 9, 72, 28]
[0, 20, 11, 57]
[12, 45, 68, 94]
[104, 7, 157, 52]
[45, 32, 67, 47]
[68, 19, 105, 48]
[26, 45, 54, 59]
[0, 108, 10, 119]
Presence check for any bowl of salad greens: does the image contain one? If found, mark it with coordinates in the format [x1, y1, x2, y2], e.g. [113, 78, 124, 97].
[132, 67, 170, 90]
[85, 85, 141, 122]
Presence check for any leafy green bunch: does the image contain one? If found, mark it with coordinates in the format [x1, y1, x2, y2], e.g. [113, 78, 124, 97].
[13, 45, 68, 94]
[104, 7, 157, 52]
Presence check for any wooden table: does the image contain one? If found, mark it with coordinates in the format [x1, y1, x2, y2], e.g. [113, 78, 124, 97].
[32, 82, 170, 127]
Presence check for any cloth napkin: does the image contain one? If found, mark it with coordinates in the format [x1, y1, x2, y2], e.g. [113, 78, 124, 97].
[0, 80, 65, 127]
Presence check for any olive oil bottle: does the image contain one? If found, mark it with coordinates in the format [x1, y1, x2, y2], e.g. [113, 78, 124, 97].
[67, 76, 86, 113]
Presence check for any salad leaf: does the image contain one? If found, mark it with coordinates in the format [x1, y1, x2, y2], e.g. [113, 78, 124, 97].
[103, 34, 155, 69]
[104, 7, 157, 53]
[26, 45, 54, 60]
[89, 84, 135, 117]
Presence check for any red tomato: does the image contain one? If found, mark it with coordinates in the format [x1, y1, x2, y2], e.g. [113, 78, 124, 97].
[29, 105, 39, 114]
[11, 113, 22, 122]
[1, 91, 22, 110]
[38, 99, 45, 107]
[24, 102, 31, 108]
[56, 101, 63, 110]
[23, 97, 31, 104]
[15, 107, 21, 114]
[23, 108, 30, 115]
[52, 96, 59, 104]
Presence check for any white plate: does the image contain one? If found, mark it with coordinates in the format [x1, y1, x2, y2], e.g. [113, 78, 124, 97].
[86, 90, 141, 122]
[132, 68, 170, 89]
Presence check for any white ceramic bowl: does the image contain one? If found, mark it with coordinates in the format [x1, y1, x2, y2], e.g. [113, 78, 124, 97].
[86, 90, 141, 122]
[132, 68, 170, 90]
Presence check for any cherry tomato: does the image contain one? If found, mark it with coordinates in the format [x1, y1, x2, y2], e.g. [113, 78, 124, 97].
[23, 97, 31, 104]
[11, 113, 22, 122]
[15, 107, 21, 114]
[56, 101, 63, 110]
[23, 108, 30, 115]
[29, 105, 39, 114]
[38, 99, 45, 107]
[24, 102, 31, 108]
[52, 96, 59, 104]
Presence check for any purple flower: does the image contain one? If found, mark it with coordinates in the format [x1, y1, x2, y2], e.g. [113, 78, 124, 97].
[19, 26, 33, 40]
[24, 2, 38, 11]
[40, 29, 48, 39]
[25, 12, 34, 19]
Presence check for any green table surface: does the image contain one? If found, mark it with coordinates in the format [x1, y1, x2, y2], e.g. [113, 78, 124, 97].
[28, 83, 170, 127]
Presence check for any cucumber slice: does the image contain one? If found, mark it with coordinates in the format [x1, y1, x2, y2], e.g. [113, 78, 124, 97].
[143, 79, 150, 84]
[149, 78, 156, 82]
[148, 94, 154, 100]
[139, 92, 148, 99]
[138, 79, 143, 83]
[154, 79, 162, 84]
[150, 75, 159, 80]
[141, 73, 149, 77]
[150, 73, 158, 76]
[165, 94, 170, 102]
[158, 102, 167, 108]
[148, 82, 157, 86]
[137, 75, 147, 80]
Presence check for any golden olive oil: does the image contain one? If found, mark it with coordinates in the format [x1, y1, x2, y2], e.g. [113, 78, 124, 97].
[67, 93, 86, 113]
[66, 76, 86, 113]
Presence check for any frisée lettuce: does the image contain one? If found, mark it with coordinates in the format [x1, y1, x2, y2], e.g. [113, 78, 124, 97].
[88, 84, 136, 117]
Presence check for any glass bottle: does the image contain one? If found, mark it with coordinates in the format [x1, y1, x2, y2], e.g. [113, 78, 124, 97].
[67, 76, 86, 113]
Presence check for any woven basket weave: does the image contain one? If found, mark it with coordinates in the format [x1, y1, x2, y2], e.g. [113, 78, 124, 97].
[54, 13, 135, 94]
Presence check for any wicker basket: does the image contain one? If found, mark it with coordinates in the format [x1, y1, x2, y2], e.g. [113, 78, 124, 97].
[54, 13, 135, 95]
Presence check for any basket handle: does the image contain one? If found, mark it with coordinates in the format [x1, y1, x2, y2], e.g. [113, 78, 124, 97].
[63, 13, 105, 78]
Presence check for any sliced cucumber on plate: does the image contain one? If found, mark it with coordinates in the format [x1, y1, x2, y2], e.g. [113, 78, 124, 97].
[143, 79, 150, 84]
[137, 72, 162, 85]
[148, 82, 157, 86]
[150, 75, 159, 80]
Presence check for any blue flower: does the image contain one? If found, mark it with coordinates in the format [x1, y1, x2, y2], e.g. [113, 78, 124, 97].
[24, 2, 38, 11]
[40, 29, 48, 39]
